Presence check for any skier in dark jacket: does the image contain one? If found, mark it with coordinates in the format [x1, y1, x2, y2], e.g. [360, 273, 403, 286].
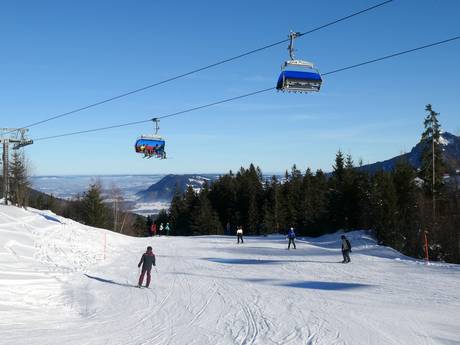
[341, 235, 352, 263]
[287, 228, 296, 250]
[138, 246, 156, 287]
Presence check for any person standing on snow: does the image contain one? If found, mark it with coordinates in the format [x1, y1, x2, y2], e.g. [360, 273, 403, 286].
[165, 223, 170, 236]
[287, 227, 296, 250]
[341, 235, 352, 263]
[159, 223, 164, 236]
[150, 223, 157, 237]
[236, 226, 244, 244]
[138, 246, 156, 288]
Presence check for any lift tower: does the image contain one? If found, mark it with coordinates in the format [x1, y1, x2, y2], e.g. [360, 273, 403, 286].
[0, 128, 33, 205]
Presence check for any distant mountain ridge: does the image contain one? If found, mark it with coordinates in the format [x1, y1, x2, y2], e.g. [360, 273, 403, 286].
[359, 132, 460, 174]
[136, 174, 219, 202]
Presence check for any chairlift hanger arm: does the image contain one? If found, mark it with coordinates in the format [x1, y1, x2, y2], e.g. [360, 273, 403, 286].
[151, 118, 160, 135]
[288, 32, 301, 60]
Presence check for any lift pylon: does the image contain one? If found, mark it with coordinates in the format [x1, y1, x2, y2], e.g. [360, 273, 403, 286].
[0, 128, 33, 205]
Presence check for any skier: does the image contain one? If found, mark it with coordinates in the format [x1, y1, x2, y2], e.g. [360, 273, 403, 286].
[159, 223, 164, 236]
[236, 226, 244, 244]
[165, 222, 170, 236]
[150, 223, 157, 237]
[287, 227, 296, 250]
[137, 246, 156, 288]
[341, 235, 352, 263]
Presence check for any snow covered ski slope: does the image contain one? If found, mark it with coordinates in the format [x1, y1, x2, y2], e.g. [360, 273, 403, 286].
[1, 205, 459, 345]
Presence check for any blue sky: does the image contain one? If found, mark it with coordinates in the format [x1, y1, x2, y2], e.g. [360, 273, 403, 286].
[1, 0, 459, 175]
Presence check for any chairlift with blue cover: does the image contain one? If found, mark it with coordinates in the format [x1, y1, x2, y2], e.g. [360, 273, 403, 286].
[276, 32, 322, 93]
[134, 119, 166, 159]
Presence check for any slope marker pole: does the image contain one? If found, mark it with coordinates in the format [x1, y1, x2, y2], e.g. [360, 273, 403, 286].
[424, 231, 429, 264]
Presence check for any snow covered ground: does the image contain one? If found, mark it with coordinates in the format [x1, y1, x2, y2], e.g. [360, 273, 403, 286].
[1, 205, 459, 345]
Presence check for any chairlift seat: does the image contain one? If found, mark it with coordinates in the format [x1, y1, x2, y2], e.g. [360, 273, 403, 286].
[276, 70, 322, 92]
[135, 136, 165, 154]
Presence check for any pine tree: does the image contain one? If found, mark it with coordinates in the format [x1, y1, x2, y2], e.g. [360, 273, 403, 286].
[329, 150, 347, 230]
[208, 172, 237, 230]
[178, 186, 200, 235]
[191, 185, 222, 235]
[370, 171, 398, 246]
[9, 150, 30, 207]
[81, 183, 108, 228]
[420, 104, 445, 195]
[310, 170, 329, 234]
[133, 215, 148, 237]
[419, 104, 446, 258]
[110, 184, 125, 232]
[300, 168, 314, 233]
[47, 193, 60, 213]
[234, 165, 264, 234]
[333, 150, 345, 182]
[262, 176, 279, 233]
[392, 159, 420, 253]
[169, 191, 187, 235]
[286, 164, 303, 230]
[342, 154, 365, 230]
[275, 170, 291, 232]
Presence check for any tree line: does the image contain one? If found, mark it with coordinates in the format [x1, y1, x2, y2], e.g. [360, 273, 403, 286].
[165, 105, 460, 263]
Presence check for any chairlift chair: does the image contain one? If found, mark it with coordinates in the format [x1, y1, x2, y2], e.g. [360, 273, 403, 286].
[134, 119, 166, 159]
[276, 32, 322, 93]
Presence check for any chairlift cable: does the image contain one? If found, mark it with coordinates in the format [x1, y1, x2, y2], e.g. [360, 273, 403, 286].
[34, 88, 275, 141]
[322, 35, 460, 76]
[32, 35, 460, 142]
[11, 0, 393, 133]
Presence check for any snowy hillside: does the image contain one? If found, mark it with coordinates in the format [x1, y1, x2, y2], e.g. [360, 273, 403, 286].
[1, 205, 459, 345]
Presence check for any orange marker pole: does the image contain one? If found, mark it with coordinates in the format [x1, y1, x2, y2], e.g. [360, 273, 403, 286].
[424, 231, 429, 263]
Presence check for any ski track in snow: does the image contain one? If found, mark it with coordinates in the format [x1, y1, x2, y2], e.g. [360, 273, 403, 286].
[1, 205, 460, 345]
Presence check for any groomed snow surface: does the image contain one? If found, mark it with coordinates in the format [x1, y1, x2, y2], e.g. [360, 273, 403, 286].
[1, 205, 459, 345]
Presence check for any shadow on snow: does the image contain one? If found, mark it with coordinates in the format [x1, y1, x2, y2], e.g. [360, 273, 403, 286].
[84, 274, 137, 288]
[170, 271, 374, 291]
[280, 281, 372, 291]
[203, 257, 337, 265]
[204, 258, 282, 265]
[40, 213, 63, 223]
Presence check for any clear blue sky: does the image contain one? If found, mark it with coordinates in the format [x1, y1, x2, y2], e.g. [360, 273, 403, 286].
[1, 0, 459, 175]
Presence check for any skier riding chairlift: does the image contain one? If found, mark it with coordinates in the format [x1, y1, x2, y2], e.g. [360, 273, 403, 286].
[134, 118, 167, 159]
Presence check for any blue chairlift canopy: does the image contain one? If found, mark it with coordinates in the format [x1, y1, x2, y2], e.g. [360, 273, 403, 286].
[276, 69, 322, 93]
[276, 58, 322, 93]
[135, 135, 166, 159]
